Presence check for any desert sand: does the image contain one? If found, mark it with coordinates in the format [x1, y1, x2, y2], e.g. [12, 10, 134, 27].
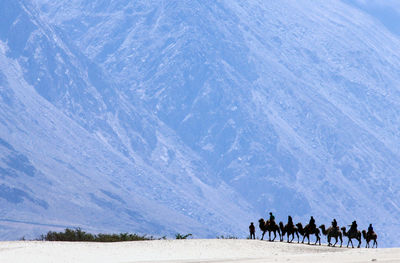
[0, 239, 399, 263]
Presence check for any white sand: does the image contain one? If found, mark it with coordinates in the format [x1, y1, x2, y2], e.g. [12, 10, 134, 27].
[0, 239, 399, 263]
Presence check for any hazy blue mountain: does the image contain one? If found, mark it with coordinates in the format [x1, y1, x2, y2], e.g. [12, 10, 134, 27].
[0, 0, 256, 240]
[1, 0, 400, 246]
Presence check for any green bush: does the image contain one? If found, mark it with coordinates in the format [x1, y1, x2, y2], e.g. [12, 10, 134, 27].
[40, 228, 156, 242]
[175, 233, 192, 239]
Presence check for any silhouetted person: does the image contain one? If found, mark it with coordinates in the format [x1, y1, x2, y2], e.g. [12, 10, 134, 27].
[288, 215, 294, 227]
[332, 218, 338, 229]
[249, 222, 256, 239]
[349, 220, 358, 233]
[309, 216, 316, 231]
[367, 224, 374, 235]
[269, 212, 275, 224]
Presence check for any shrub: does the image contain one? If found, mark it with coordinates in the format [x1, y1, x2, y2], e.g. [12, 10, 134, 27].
[40, 228, 157, 242]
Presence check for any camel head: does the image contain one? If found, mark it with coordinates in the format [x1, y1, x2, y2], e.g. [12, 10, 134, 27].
[319, 224, 328, 235]
[258, 218, 267, 231]
[295, 223, 303, 229]
[341, 227, 347, 235]
[362, 230, 367, 239]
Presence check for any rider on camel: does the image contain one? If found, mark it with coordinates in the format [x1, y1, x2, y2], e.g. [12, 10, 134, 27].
[288, 215, 294, 227]
[367, 224, 374, 235]
[269, 212, 275, 224]
[332, 218, 338, 230]
[349, 220, 358, 233]
[309, 216, 316, 231]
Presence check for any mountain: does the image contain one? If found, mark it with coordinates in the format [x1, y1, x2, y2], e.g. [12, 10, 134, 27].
[1, 0, 400, 246]
[0, 0, 256, 240]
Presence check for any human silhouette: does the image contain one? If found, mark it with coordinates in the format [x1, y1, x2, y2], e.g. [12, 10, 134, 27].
[332, 218, 338, 229]
[249, 222, 256, 239]
[350, 220, 358, 233]
[269, 212, 275, 223]
[309, 216, 316, 231]
[288, 215, 293, 227]
[367, 224, 373, 235]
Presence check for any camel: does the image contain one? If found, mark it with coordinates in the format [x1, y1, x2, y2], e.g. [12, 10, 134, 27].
[362, 230, 378, 248]
[279, 222, 285, 242]
[258, 219, 268, 240]
[258, 218, 281, 241]
[280, 221, 299, 243]
[319, 224, 342, 247]
[341, 227, 361, 248]
[296, 222, 321, 245]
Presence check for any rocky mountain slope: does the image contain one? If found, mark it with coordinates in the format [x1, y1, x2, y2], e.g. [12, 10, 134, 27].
[1, 0, 400, 246]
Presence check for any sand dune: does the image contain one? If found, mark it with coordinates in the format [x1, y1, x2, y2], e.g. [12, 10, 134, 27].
[0, 239, 399, 263]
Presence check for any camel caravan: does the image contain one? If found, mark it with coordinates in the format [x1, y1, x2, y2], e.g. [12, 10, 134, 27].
[250, 212, 378, 248]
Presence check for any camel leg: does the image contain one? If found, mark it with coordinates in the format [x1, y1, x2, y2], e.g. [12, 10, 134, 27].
[303, 235, 310, 244]
[261, 231, 265, 240]
[301, 235, 306, 244]
[350, 239, 354, 248]
[357, 238, 361, 248]
[332, 237, 337, 247]
[315, 234, 320, 245]
[272, 231, 276, 241]
[296, 232, 299, 243]
[374, 240, 378, 248]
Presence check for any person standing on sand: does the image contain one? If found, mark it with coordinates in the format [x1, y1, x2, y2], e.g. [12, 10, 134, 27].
[249, 222, 256, 239]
